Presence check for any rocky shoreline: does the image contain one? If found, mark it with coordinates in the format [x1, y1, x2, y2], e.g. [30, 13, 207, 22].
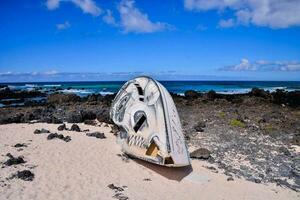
[0, 86, 300, 191]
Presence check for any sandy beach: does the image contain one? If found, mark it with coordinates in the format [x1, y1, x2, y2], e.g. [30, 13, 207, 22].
[1, 122, 299, 200]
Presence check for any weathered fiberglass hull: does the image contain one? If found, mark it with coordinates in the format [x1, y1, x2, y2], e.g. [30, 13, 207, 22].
[110, 76, 190, 167]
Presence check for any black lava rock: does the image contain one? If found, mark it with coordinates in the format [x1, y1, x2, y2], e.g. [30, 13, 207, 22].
[34, 128, 50, 134]
[14, 143, 27, 148]
[86, 132, 106, 139]
[184, 90, 200, 99]
[194, 121, 206, 132]
[16, 170, 34, 181]
[66, 112, 82, 123]
[70, 124, 81, 132]
[57, 124, 67, 131]
[4, 153, 25, 166]
[47, 133, 71, 142]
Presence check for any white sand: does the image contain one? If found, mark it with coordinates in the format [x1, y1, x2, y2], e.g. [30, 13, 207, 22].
[0, 123, 299, 200]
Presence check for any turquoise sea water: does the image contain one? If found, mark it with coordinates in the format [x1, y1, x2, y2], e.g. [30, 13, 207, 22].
[2, 81, 300, 97]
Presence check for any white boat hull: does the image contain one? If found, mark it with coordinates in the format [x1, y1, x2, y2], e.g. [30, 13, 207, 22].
[110, 76, 190, 167]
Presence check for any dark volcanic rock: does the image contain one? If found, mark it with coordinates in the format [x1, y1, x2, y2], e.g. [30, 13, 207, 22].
[47, 133, 71, 142]
[84, 120, 97, 126]
[81, 110, 96, 121]
[47, 93, 81, 104]
[86, 132, 106, 139]
[190, 148, 211, 159]
[0, 87, 45, 99]
[250, 87, 270, 98]
[108, 183, 124, 192]
[67, 111, 83, 123]
[110, 124, 120, 135]
[70, 124, 81, 132]
[193, 120, 206, 132]
[14, 143, 27, 148]
[207, 90, 218, 100]
[279, 146, 291, 156]
[34, 128, 50, 134]
[4, 153, 25, 166]
[272, 89, 300, 107]
[96, 109, 111, 124]
[33, 129, 41, 134]
[185, 90, 200, 99]
[291, 133, 300, 146]
[16, 170, 34, 181]
[57, 124, 67, 131]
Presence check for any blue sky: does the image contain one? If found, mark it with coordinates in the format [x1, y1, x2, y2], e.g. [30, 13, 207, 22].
[0, 0, 300, 82]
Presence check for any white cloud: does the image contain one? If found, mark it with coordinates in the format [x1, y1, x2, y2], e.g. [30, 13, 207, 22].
[218, 18, 235, 28]
[46, 0, 60, 10]
[220, 59, 300, 71]
[56, 21, 71, 30]
[118, 0, 170, 33]
[46, 0, 101, 16]
[103, 10, 117, 26]
[44, 70, 59, 75]
[184, 0, 300, 29]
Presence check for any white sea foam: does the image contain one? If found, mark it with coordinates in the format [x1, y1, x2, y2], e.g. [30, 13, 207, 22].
[99, 91, 114, 95]
[62, 89, 93, 94]
[43, 84, 62, 87]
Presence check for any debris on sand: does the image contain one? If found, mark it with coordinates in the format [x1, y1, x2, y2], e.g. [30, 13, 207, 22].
[47, 133, 71, 142]
[86, 132, 106, 139]
[15, 170, 35, 181]
[190, 148, 211, 160]
[4, 153, 25, 166]
[70, 124, 81, 132]
[57, 123, 67, 131]
[34, 128, 50, 134]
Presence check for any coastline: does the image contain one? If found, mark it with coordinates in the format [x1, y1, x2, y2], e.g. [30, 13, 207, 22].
[0, 85, 300, 199]
[0, 123, 299, 200]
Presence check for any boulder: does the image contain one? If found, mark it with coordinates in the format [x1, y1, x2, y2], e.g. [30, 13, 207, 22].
[190, 148, 211, 159]
[16, 170, 34, 181]
[70, 124, 81, 132]
[57, 124, 67, 131]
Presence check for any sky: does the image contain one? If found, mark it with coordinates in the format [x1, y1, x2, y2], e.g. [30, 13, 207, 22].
[0, 0, 300, 82]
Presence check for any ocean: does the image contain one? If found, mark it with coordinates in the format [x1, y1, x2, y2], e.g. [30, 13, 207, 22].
[2, 81, 300, 97]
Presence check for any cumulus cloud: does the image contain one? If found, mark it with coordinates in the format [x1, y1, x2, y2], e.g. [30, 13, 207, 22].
[46, 0, 101, 16]
[220, 59, 300, 71]
[56, 21, 71, 30]
[218, 18, 235, 28]
[102, 10, 117, 26]
[118, 0, 170, 33]
[184, 0, 300, 29]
